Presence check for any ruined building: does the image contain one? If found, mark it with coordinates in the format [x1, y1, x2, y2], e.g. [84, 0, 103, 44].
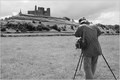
[28, 5, 50, 16]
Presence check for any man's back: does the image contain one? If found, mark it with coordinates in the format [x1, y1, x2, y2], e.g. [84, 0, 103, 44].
[75, 24, 102, 57]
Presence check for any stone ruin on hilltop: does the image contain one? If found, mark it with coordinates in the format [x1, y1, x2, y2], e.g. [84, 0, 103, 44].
[27, 5, 50, 16]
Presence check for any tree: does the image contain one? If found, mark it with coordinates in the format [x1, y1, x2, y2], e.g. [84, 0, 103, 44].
[63, 17, 70, 21]
[114, 24, 120, 33]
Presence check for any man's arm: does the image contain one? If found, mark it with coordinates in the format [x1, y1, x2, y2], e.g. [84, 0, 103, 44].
[96, 27, 103, 37]
[75, 26, 83, 37]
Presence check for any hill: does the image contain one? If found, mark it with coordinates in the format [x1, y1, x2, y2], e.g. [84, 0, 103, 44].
[0, 14, 119, 35]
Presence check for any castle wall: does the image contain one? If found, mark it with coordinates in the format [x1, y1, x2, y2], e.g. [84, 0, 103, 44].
[28, 11, 35, 15]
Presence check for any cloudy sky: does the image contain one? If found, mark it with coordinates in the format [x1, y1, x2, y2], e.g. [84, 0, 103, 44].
[0, 0, 120, 25]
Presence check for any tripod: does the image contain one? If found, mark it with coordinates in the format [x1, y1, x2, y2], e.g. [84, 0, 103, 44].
[73, 51, 117, 80]
[73, 51, 84, 80]
[101, 53, 117, 80]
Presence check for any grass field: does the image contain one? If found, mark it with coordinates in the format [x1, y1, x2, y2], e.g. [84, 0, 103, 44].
[0, 35, 119, 80]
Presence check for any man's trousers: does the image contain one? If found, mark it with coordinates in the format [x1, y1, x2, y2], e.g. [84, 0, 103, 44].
[83, 56, 98, 80]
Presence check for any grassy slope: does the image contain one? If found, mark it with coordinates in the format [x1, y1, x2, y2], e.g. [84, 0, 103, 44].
[0, 35, 119, 80]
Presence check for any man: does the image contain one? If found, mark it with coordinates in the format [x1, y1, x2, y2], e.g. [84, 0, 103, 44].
[75, 19, 103, 80]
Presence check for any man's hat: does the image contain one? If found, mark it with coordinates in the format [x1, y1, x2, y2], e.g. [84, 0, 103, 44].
[79, 20, 90, 24]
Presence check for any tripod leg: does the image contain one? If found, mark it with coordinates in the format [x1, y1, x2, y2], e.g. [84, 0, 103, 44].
[73, 52, 83, 80]
[101, 53, 117, 80]
[79, 54, 84, 71]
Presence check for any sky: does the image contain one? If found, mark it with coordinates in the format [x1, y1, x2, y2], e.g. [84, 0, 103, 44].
[0, 0, 120, 25]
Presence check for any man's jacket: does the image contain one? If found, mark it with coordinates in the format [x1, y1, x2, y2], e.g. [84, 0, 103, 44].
[75, 24, 102, 57]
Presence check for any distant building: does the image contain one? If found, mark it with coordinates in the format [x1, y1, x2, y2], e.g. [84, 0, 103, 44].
[27, 5, 50, 16]
[19, 9, 22, 14]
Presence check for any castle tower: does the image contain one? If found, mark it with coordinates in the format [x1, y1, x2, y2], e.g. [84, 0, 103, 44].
[35, 5, 37, 15]
[19, 9, 22, 15]
[46, 8, 50, 16]
[38, 7, 44, 15]
[35, 5, 37, 11]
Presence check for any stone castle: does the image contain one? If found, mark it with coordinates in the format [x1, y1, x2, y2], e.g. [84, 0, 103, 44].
[27, 5, 50, 16]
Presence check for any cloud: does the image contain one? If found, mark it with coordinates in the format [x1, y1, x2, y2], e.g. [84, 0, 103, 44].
[92, 11, 120, 25]
[12, 12, 19, 16]
[21, 0, 30, 3]
[22, 1, 29, 3]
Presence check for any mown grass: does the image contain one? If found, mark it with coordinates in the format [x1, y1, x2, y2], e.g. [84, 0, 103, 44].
[0, 35, 119, 80]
